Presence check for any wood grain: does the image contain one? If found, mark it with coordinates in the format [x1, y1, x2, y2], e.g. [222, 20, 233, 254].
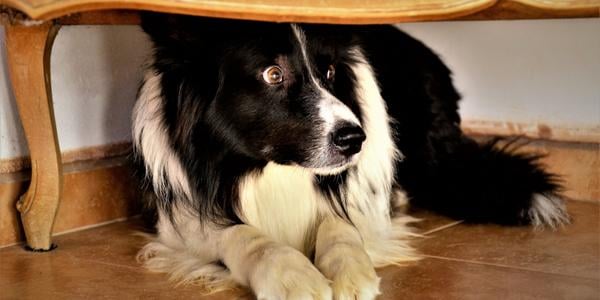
[5, 22, 63, 251]
[1, 0, 598, 24]
[459, 0, 600, 20]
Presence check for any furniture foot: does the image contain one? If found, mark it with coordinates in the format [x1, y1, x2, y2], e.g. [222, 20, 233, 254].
[5, 22, 62, 251]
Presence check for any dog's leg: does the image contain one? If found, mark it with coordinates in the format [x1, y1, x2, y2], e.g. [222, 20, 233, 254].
[315, 217, 380, 300]
[219, 224, 332, 299]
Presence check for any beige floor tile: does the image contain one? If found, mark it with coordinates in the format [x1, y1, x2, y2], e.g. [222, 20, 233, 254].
[378, 257, 600, 300]
[417, 201, 600, 280]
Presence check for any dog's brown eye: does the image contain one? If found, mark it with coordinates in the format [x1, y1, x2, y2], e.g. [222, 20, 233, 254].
[326, 65, 335, 81]
[262, 66, 284, 84]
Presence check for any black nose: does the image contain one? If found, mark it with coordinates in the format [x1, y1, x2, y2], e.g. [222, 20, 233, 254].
[332, 123, 366, 156]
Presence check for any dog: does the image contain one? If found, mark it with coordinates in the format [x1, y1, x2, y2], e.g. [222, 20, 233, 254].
[133, 13, 569, 299]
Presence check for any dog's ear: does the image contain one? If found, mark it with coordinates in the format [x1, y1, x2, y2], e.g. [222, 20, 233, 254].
[140, 12, 251, 46]
[141, 12, 206, 45]
[140, 12, 233, 72]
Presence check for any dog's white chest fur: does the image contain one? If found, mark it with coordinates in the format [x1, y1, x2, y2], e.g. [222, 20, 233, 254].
[239, 163, 323, 254]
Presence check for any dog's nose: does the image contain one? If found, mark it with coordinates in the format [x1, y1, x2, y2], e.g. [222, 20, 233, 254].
[332, 123, 366, 156]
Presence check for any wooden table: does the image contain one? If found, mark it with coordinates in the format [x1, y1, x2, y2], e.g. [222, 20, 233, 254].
[1, 0, 598, 251]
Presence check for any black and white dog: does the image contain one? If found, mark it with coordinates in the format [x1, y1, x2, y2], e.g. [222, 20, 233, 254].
[134, 14, 568, 299]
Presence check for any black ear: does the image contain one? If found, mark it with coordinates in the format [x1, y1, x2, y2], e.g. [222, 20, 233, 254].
[140, 12, 209, 46]
[140, 13, 226, 73]
[141, 12, 257, 47]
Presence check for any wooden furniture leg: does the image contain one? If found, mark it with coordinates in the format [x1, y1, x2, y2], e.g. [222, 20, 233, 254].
[5, 22, 62, 251]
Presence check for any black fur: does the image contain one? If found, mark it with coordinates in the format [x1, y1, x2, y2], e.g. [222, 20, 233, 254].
[139, 13, 563, 227]
[315, 171, 351, 220]
[351, 27, 562, 225]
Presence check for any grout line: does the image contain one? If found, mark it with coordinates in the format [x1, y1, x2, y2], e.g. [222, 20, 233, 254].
[0, 241, 24, 250]
[421, 220, 464, 236]
[421, 254, 600, 281]
[66, 255, 144, 272]
[53, 217, 132, 237]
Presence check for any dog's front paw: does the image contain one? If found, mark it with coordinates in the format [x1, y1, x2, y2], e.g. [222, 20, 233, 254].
[317, 245, 380, 300]
[251, 246, 332, 300]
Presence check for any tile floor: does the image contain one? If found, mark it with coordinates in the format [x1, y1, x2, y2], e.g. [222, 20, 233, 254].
[1, 201, 598, 299]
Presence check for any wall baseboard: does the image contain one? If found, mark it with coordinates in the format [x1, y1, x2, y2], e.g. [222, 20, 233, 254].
[0, 141, 131, 173]
[0, 156, 142, 247]
[462, 119, 599, 144]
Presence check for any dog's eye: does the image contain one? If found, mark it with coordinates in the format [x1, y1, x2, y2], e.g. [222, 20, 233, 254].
[262, 66, 284, 84]
[326, 65, 335, 81]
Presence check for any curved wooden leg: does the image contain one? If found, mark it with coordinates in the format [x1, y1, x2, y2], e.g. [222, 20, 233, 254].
[5, 22, 62, 251]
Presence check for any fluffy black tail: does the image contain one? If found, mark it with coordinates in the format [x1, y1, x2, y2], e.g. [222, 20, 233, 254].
[398, 136, 569, 228]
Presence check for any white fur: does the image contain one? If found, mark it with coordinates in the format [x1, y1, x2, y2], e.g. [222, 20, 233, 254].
[315, 217, 381, 299]
[137, 207, 233, 292]
[139, 207, 333, 298]
[239, 163, 322, 254]
[290, 24, 316, 86]
[226, 227, 333, 300]
[529, 193, 569, 229]
[318, 93, 362, 131]
[344, 49, 417, 266]
[132, 71, 193, 200]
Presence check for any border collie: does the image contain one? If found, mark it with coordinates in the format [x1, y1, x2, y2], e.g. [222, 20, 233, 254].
[133, 13, 569, 299]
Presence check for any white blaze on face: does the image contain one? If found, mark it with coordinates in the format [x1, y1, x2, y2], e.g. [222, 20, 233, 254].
[290, 24, 361, 134]
[318, 93, 361, 134]
[290, 24, 363, 173]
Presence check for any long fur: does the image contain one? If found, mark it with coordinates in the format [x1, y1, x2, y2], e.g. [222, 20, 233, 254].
[133, 14, 568, 298]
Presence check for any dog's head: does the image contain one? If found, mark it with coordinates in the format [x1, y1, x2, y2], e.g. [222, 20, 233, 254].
[145, 16, 365, 175]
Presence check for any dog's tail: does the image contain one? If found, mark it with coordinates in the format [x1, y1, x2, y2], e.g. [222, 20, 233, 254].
[399, 136, 569, 228]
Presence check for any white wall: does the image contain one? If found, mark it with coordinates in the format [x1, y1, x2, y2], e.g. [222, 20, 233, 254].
[396, 19, 600, 130]
[0, 25, 151, 159]
[0, 19, 599, 160]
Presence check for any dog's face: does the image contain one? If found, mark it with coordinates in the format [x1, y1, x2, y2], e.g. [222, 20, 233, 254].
[210, 24, 365, 174]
